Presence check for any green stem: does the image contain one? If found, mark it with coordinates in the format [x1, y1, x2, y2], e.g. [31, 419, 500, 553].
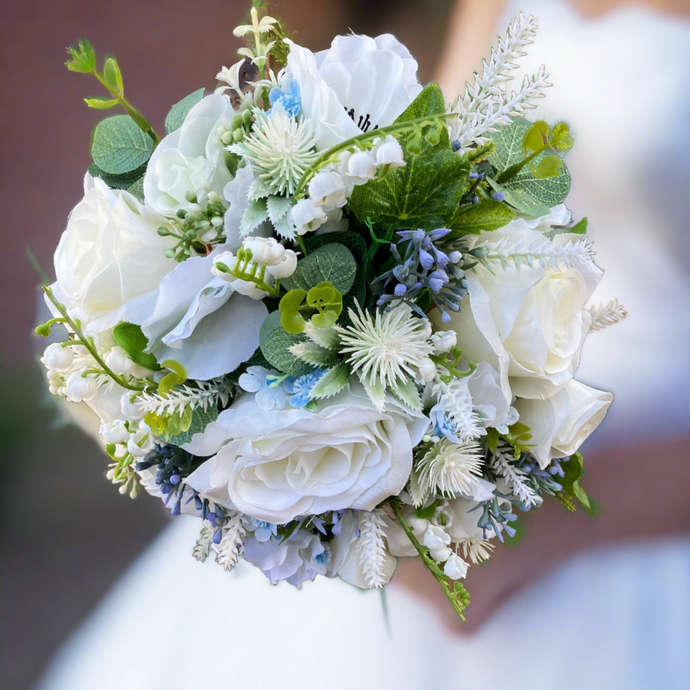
[389, 500, 469, 621]
[296, 235, 308, 256]
[495, 141, 550, 184]
[41, 286, 148, 392]
[294, 113, 456, 198]
[92, 71, 159, 144]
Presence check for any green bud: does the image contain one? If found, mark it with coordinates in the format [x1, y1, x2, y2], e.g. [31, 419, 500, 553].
[184, 229, 197, 240]
[184, 191, 197, 203]
[221, 132, 234, 146]
[157, 226, 170, 237]
[176, 209, 187, 219]
[425, 125, 440, 146]
[232, 129, 244, 143]
[231, 113, 244, 130]
[163, 248, 176, 259]
[242, 109, 253, 125]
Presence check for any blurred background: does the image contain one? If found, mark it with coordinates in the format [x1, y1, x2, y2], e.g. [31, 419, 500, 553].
[1, 1, 688, 689]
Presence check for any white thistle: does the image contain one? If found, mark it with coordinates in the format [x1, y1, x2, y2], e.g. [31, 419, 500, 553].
[416, 438, 484, 499]
[473, 235, 595, 272]
[458, 538, 495, 564]
[214, 513, 246, 572]
[433, 378, 484, 442]
[229, 108, 318, 196]
[588, 298, 627, 332]
[489, 443, 542, 508]
[450, 13, 551, 152]
[135, 379, 233, 417]
[335, 305, 433, 389]
[193, 525, 214, 563]
[357, 511, 389, 589]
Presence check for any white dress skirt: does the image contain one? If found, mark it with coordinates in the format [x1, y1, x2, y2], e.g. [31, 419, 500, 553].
[41, 2, 690, 688]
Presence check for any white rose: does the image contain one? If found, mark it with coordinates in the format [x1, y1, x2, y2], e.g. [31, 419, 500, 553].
[514, 379, 613, 468]
[308, 171, 348, 211]
[144, 93, 235, 217]
[434, 214, 602, 401]
[52, 175, 178, 331]
[284, 34, 422, 150]
[185, 389, 429, 523]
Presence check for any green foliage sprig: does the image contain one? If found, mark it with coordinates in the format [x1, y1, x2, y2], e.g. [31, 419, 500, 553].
[430, 346, 477, 383]
[279, 282, 343, 334]
[214, 247, 282, 298]
[66, 40, 159, 144]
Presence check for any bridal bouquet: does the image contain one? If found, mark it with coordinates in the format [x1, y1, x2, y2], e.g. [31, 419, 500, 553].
[37, 5, 625, 619]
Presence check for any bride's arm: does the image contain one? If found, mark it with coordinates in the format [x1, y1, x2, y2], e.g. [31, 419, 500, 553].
[434, 0, 508, 96]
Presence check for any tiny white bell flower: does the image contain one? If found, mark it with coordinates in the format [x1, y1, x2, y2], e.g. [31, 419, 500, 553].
[430, 546, 453, 563]
[105, 346, 135, 376]
[121, 392, 144, 420]
[127, 424, 154, 458]
[42, 342, 74, 372]
[430, 330, 457, 354]
[443, 553, 469, 580]
[291, 198, 328, 236]
[65, 371, 98, 403]
[417, 357, 437, 383]
[423, 524, 451, 551]
[266, 249, 298, 279]
[346, 150, 377, 184]
[99, 420, 129, 445]
[374, 136, 405, 168]
[243, 237, 285, 266]
[201, 228, 219, 243]
[308, 171, 348, 211]
[212, 251, 238, 281]
[407, 516, 429, 536]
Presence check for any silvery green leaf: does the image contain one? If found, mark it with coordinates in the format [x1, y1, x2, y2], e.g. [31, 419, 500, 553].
[91, 115, 154, 175]
[390, 377, 422, 411]
[165, 89, 205, 134]
[310, 363, 350, 399]
[289, 341, 339, 367]
[360, 376, 386, 412]
[283, 244, 356, 294]
[259, 311, 314, 377]
[306, 325, 340, 350]
[240, 199, 269, 236]
[267, 195, 294, 224]
[248, 176, 270, 201]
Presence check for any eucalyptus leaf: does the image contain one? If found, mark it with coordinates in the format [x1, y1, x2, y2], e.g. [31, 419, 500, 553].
[127, 177, 145, 199]
[349, 84, 471, 230]
[165, 88, 205, 134]
[91, 115, 154, 175]
[448, 199, 515, 238]
[88, 162, 147, 191]
[259, 311, 314, 377]
[283, 244, 357, 295]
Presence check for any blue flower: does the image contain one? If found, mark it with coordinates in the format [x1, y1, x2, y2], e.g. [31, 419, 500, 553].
[241, 516, 279, 543]
[238, 366, 288, 410]
[268, 80, 301, 117]
[284, 369, 324, 408]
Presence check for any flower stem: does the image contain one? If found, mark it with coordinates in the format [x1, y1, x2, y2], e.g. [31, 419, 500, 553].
[389, 499, 469, 621]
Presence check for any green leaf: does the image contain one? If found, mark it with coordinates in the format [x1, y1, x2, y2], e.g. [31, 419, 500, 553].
[415, 499, 440, 520]
[88, 162, 146, 191]
[259, 311, 314, 377]
[488, 118, 571, 214]
[349, 84, 471, 231]
[158, 360, 187, 396]
[290, 341, 339, 367]
[127, 177, 145, 199]
[160, 405, 220, 446]
[532, 155, 563, 179]
[390, 377, 422, 411]
[267, 195, 294, 224]
[85, 96, 119, 110]
[165, 88, 205, 134]
[103, 56, 123, 95]
[283, 244, 357, 294]
[569, 217, 588, 234]
[91, 115, 154, 175]
[279, 289, 308, 334]
[559, 452, 593, 516]
[309, 363, 350, 399]
[522, 120, 549, 154]
[112, 322, 161, 371]
[65, 40, 96, 73]
[551, 122, 574, 152]
[240, 198, 269, 236]
[447, 199, 515, 238]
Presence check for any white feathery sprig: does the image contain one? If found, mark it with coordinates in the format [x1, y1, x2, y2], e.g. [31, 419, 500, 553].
[214, 513, 246, 572]
[458, 538, 495, 565]
[416, 438, 484, 499]
[357, 511, 389, 589]
[433, 378, 484, 442]
[474, 235, 595, 272]
[192, 525, 214, 563]
[136, 379, 233, 417]
[588, 298, 627, 332]
[450, 13, 551, 152]
[489, 443, 542, 508]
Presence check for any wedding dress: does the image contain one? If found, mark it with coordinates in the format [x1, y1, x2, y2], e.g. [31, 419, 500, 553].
[41, 2, 690, 688]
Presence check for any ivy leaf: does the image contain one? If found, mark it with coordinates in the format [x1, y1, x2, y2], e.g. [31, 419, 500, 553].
[447, 199, 515, 238]
[309, 363, 350, 399]
[283, 244, 357, 295]
[259, 311, 314, 377]
[488, 117, 571, 214]
[559, 452, 594, 516]
[91, 115, 154, 175]
[165, 88, 205, 134]
[349, 83, 471, 230]
[160, 405, 220, 446]
[112, 322, 161, 371]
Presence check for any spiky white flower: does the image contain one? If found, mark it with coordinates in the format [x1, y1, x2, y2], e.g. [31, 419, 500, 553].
[357, 511, 389, 589]
[416, 438, 484, 498]
[214, 513, 246, 572]
[588, 298, 627, 332]
[449, 13, 551, 152]
[489, 443, 542, 508]
[229, 108, 318, 196]
[335, 305, 433, 389]
[458, 538, 495, 564]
